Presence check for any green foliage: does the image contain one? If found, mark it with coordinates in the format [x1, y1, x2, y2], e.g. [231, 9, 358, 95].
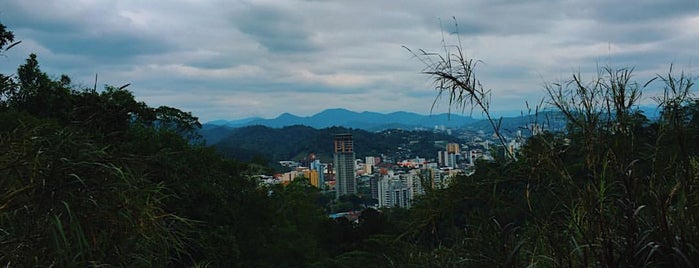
[212, 125, 458, 164]
[387, 66, 699, 267]
[396, 27, 699, 266]
[0, 48, 354, 267]
[0, 48, 327, 266]
[0, 113, 186, 266]
[0, 23, 16, 50]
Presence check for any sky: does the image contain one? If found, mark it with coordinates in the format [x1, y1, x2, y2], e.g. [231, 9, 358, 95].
[1, 0, 698, 122]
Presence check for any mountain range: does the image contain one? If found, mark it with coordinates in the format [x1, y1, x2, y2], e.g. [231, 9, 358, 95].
[205, 108, 476, 131]
[205, 105, 662, 132]
[199, 108, 570, 146]
[200, 107, 662, 164]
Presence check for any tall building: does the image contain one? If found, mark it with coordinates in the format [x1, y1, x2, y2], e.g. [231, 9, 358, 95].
[334, 133, 356, 199]
[370, 175, 379, 199]
[309, 153, 324, 190]
[444, 143, 460, 168]
[378, 175, 411, 208]
[365, 156, 379, 174]
[437, 150, 447, 167]
[446, 143, 460, 154]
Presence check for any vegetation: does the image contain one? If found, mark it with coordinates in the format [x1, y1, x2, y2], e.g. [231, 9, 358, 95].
[211, 125, 459, 164]
[2, 21, 699, 267]
[0, 24, 328, 267]
[393, 31, 699, 266]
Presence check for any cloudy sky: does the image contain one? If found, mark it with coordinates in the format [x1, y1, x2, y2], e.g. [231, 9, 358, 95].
[1, 0, 698, 122]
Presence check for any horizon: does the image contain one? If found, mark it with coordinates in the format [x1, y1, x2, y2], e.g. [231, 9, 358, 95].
[205, 107, 527, 123]
[205, 105, 661, 124]
[1, 1, 696, 122]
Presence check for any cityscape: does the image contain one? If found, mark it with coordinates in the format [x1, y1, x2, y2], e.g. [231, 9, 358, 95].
[258, 125, 529, 212]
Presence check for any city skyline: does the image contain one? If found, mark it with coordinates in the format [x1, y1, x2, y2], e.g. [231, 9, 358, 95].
[1, 1, 697, 122]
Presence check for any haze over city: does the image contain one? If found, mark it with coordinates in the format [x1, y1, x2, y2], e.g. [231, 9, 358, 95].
[1, 0, 697, 122]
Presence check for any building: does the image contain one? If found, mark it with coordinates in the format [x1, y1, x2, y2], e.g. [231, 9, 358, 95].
[420, 167, 450, 190]
[446, 143, 460, 154]
[304, 169, 321, 188]
[370, 175, 379, 199]
[437, 150, 447, 167]
[281, 167, 308, 185]
[438, 143, 461, 168]
[365, 156, 379, 166]
[334, 133, 356, 199]
[468, 149, 483, 166]
[309, 153, 325, 190]
[378, 174, 411, 208]
[365, 156, 379, 174]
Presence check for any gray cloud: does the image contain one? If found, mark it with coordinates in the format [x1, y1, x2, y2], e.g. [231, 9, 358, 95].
[577, 0, 699, 23]
[33, 31, 166, 60]
[0, 0, 697, 122]
[232, 3, 318, 53]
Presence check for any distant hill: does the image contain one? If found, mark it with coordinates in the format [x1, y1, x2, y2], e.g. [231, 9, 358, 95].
[211, 125, 460, 164]
[198, 124, 236, 145]
[206, 108, 476, 130]
[206, 116, 264, 128]
[200, 109, 570, 143]
[206, 106, 666, 132]
[201, 107, 666, 164]
[462, 111, 567, 135]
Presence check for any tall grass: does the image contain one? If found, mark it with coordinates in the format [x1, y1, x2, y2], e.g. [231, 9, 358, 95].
[404, 25, 699, 266]
[0, 115, 188, 266]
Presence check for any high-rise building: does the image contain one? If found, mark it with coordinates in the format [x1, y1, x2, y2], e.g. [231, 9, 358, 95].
[378, 175, 411, 208]
[437, 150, 447, 167]
[370, 175, 379, 199]
[448, 153, 458, 168]
[446, 143, 460, 154]
[334, 133, 356, 199]
[365, 156, 379, 174]
[444, 143, 460, 168]
[309, 153, 324, 190]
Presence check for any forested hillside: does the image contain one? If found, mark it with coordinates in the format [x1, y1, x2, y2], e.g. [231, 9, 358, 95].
[211, 125, 459, 164]
[0, 25, 350, 267]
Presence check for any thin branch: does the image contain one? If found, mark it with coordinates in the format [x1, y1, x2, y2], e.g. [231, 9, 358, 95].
[404, 21, 515, 161]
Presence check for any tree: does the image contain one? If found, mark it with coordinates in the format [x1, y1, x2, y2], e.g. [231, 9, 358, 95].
[0, 23, 18, 51]
[0, 112, 187, 266]
[0, 23, 19, 107]
[9, 54, 73, 119]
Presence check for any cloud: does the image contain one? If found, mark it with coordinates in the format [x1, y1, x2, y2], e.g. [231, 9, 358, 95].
[232, 2, 318, 53]
[0, 0, 697, 122]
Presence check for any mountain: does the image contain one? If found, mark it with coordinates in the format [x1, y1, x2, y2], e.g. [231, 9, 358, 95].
[207, 116, 264, 128]
[462, 111, 567, 134]
[198, 124, 235, 145]
[198, 109, 572, 145]
[206, 108, 475, 130]
[200, 111, 574, 164]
